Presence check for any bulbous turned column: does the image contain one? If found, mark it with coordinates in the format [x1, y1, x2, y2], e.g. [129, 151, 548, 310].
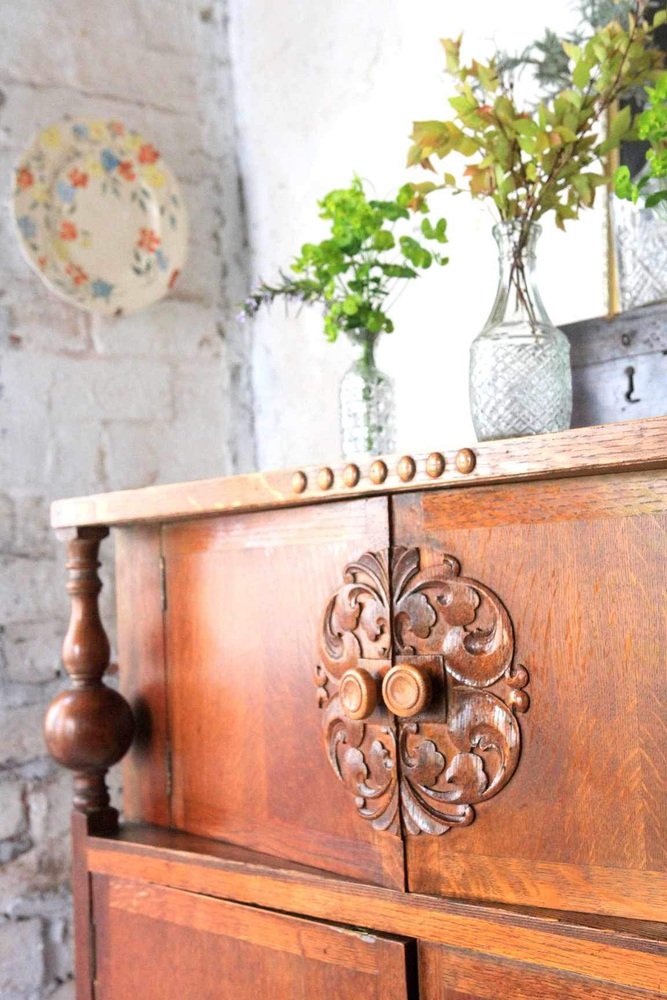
[44, 526, 134, 828]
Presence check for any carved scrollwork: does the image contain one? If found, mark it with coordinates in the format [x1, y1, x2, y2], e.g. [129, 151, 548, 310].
[315, 545, 530, 838]
[315, 550, 399, 835]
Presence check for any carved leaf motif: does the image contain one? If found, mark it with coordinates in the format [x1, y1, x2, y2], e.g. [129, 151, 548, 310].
[445, 752, 488, 798]
[320, 551, 391, 674]
[325, 707, 399, 834]
[441, 582, 514, 687]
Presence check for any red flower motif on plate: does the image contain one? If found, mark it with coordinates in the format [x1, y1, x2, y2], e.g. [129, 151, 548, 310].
[68, 168, 89, 188]
[117, 160, 136, 181]
[137, 227, 161, 252]
[59, 221, 78, 241]
[66, 263, 88, 286]
[138, 143, 160, 164]
[17, 167, 33, 190]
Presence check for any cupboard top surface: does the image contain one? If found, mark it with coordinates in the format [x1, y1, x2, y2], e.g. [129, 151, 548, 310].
[51, 416, 667, 529]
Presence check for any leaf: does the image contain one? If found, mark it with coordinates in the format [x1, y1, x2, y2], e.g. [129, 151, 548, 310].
[562, 41, 581, 62]
[421, 216, 448, 243]
[373, 230, 395, 251]
[380, 263, 418, 279]
[440, 35, 462, 74]
[449, 94, 477, 114]
[598, 103, 632, 154]
[513, 118, 538, 136]
[645, 188, 667, 209]
[572, 58, 590, 89]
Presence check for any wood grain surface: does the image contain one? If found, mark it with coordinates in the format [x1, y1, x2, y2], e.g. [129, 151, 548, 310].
[50, 417, 667, 530]
[161, 496, 405, 889]
[87, 828, 667, 995]
[418, 943, 667, 1000]
[92, 873, 414, 1000]
[392, 471, 667, 919]
[115, 525, 170, 827]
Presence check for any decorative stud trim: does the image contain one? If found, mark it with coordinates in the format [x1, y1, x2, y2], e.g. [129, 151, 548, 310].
[317, 467, 334, 490]
[397, 455, 416, 482]
[455, 448, 476, 474]
[292, 471, 307, 493]
[425, 452, 445, 478]
[369, 459, 388, 484]
[343, 463, 360, 487]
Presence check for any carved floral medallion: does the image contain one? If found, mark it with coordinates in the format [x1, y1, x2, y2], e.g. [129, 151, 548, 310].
[315, 546, 529, 836]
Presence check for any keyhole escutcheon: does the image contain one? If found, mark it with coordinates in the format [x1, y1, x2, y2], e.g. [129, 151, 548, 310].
[624, 366, 640, 404]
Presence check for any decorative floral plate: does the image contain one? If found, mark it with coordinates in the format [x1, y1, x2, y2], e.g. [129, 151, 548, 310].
[12, 118, 188, 315]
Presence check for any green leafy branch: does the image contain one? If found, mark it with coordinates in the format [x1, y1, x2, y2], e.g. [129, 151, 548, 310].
[239, 177, 449, 342]
[614, 69, 667, 206]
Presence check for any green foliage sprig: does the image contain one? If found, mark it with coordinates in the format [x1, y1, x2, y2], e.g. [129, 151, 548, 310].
[408, 5, 664, 232]
[614, 70, 667, 206]
[240, 177, 448, 342]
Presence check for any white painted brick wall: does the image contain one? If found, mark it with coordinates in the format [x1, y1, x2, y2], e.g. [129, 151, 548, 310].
[0, 1, 253, 996]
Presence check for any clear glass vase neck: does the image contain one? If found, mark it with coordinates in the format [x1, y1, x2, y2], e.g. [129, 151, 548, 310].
[346, 330, 379, 371]
[483, 220, 552, 332]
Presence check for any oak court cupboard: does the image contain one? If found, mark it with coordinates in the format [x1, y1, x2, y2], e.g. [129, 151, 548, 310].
[44, 416, 667, 999]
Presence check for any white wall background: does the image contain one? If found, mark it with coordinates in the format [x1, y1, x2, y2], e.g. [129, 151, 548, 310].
[230, 0, 608, 470]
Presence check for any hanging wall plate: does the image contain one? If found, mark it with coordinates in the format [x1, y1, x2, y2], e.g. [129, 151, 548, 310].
[12, 118, 189, 316]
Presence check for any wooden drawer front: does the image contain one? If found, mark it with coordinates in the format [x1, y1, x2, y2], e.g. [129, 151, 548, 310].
[161, 497, 404, 889]
[419, 943, 667, 1000]
[393, 471, 667, 919]
[92, 875, 413, 1000]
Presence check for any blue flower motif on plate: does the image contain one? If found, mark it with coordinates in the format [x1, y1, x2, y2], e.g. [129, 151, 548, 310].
[56, 180, 76, 204]
[101, 149, 120, 172]
[155, 249, 169, 271]
[72, 124, 89, 139]
[17, 215, 37, 239]
[91, 279, 114, 300]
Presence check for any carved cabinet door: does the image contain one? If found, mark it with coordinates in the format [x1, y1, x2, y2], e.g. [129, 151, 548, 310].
[92, 874, 414, 1000]
[391, 471, 667, 921]
[160, 496, 406, 890]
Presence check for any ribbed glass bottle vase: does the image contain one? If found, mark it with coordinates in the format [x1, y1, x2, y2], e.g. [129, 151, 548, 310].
[339, 331, 395, 459]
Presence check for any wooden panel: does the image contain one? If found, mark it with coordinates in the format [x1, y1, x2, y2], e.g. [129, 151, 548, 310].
[115, 525, 169, 826]
[92, 874, 413, 1000]
[50, 417, 667, 530]
[87, 830, 667, 995]
[419, 943, 665, 1000]
[162, 496, 405, 888]
[393, 471, 667, 919]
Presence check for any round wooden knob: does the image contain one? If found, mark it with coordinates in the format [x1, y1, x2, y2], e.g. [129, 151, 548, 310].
[339, 668, 378, 720]
[382, 664, 431, 718]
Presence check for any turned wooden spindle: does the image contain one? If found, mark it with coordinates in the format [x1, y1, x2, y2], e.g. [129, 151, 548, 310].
[44, 526, 134, 828]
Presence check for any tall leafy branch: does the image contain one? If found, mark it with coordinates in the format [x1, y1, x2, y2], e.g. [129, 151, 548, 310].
[407, 3, 664, 322]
